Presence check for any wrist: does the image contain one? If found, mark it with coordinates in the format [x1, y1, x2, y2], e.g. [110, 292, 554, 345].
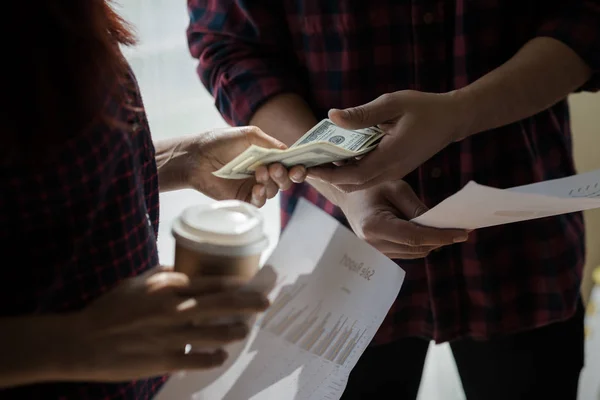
[155, 136, 196, 192]
[330, 187, 360, 213]
[444, 89, 479, 140]
[0, 313, 84, 387]
[35, 313, 88, 382]
[306, 178, 347, 207]
[50, 312, 92, 381]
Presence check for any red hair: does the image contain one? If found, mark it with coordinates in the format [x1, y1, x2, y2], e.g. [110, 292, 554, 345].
[2, 1, 136, 161]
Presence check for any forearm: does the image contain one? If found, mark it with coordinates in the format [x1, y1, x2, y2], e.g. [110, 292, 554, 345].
[250, 93, 345, 205]
[250, 93, 317, 147]
[456, 37, 592, 137]
[0, 314, 80, 388]
[154, 136, 196, 193]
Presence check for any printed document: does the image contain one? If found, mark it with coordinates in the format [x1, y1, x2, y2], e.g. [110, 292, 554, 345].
[155, 198, 405, 400]
[412, 169, 600, 229]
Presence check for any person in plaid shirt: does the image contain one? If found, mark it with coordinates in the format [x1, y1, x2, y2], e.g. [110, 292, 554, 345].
[188, 0, 600, 398]
[0, 1, 306, 399]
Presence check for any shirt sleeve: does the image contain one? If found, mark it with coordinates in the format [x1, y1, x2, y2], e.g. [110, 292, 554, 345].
[187, 0, 305, 126]
[536, 0, 600, 92]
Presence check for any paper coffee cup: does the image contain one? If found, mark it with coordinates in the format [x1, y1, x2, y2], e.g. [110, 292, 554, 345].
[171, 200, 269, 279]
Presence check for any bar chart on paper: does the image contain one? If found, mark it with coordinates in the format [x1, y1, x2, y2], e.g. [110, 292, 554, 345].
[225, 268, 395, 400]
[259, 283, 367, 367]
[154, 199, 405, 400]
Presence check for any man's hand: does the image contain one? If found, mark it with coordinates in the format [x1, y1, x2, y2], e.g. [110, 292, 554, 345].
[309, 90, 469, 192]
[338, 180, 469, 259]
[156, 126, 307, 207]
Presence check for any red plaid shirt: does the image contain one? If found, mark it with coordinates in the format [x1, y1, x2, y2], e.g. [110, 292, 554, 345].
[0, 71, 166, 398]
[188, 0, 600, 344]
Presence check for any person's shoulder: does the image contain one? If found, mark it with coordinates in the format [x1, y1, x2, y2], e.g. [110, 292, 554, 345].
[7, 71, 145, 170]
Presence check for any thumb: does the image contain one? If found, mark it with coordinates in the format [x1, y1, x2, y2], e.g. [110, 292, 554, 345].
[139, 265, 173, 277]
[245, 127, 287, 150]
[385, 181, 429, 220]
[328, 93, 401, 130]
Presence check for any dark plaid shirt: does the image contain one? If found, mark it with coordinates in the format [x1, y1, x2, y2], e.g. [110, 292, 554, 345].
[0, 71, 166, 398]
[188, 0, 600, 344]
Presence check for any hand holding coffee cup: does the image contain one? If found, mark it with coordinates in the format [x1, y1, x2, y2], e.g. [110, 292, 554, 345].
[172, 200, 271, 330]
[64, 268, 270, 382]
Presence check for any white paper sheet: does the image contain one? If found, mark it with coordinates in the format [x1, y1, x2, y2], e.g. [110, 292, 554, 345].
[411, 169, 600, 229]
[155, 198, 405, 400]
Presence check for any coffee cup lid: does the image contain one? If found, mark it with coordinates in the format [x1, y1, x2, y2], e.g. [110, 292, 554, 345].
[172, 200, 269, 256]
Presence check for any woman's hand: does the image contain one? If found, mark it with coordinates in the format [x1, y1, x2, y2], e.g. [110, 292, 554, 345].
[156, 127, 307, 207]
[193, 126, 307, 206]
[62, 268, 270, 382]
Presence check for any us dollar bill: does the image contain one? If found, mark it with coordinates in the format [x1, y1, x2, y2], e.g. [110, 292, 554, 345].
[213, 119, 384, 179]
[292, 119, 382, 151]
[211, 145, 273, 179]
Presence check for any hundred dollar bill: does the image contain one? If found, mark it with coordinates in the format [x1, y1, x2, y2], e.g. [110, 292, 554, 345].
[291, 119, 382, 150]
[213, 119, 384, 179]
[249, 142, 374, 171]
[215, 144, 377, 179]
[212, 145, 278, 178]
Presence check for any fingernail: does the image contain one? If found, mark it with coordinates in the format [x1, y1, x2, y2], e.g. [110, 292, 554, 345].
[255, 295, 270, 309]
[211, 349, 228, 362]
[338, 109, 350, 119]
[291, 171, 304, 182]
[259, 186, 266, 196]
[274, 168, 284, 178]
[330, 108, 346, 118]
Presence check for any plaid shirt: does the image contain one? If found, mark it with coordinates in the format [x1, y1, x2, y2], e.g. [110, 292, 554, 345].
[188, 0, 600, 344]
[0, 71, 166, 398]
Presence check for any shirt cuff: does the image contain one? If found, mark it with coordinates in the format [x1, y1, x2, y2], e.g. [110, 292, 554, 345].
[213, 62, 306, 126]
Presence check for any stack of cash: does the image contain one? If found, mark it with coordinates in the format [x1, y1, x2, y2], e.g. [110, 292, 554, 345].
[213, 119, 384, 179]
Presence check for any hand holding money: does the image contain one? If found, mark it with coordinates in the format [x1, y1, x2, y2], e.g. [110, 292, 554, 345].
[213, 119, 384, 180]
[308, 91, 466, 191]
[178, 126, 306, 207]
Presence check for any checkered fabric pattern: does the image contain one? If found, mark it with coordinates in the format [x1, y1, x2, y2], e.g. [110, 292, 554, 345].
[188, 0, 600, 344]
[0, 70, 167, 398]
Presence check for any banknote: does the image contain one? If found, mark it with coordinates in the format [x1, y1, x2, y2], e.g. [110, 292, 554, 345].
[213, 119, 384, 179]
[212, 145, 276, 178]
[214, 145, 375, 179]
[292, 119, 382, 151]
[211, 145, 270, 178]
[246, 142, 376, 171]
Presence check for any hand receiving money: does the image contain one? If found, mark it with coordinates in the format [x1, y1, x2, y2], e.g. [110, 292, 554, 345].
[213, 120, 384, 180]
[178, 126, 307, 207]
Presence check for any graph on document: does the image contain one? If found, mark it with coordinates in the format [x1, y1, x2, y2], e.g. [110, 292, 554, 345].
[568, 180, 600, 198]
[257, 282, 368, 367]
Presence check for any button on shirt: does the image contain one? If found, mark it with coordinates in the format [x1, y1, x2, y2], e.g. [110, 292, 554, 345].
[188, 0, 600, 344]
